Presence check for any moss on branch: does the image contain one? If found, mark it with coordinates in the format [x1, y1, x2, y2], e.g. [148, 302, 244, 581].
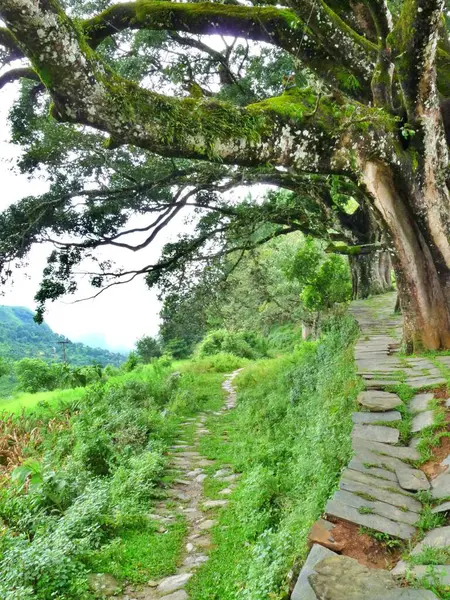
[81, 1, 373, 100]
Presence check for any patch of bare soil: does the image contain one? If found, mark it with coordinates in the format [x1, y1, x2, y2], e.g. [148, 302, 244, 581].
[327, 518, 402, 570]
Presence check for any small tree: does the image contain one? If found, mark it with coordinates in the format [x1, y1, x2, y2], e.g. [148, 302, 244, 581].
[288, 239, 352, 337]
[15, 358, 59, 393]
[135, 336, 162, 364]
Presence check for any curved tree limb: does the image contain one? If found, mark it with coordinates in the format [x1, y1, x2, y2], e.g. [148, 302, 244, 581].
[0, 67, 39, 89]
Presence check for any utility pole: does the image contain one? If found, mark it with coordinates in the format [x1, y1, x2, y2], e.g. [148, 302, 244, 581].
[57, 339, 69, 364]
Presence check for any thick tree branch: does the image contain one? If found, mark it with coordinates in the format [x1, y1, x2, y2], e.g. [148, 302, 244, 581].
[2, 0, 380, 174]
[0, 67, 39, 89]
[83, 1, 374, 98]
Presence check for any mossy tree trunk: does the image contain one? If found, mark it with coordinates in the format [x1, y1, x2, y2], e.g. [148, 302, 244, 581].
[349, 250, 393, 300]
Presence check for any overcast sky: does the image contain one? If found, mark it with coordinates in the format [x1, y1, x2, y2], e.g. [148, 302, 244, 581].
[0, 84, 179, 352]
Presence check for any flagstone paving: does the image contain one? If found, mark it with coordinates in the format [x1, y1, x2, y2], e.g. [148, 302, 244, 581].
[291, 293, 449, 599]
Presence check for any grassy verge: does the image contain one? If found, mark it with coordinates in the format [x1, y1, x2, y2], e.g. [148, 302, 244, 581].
[188, 315, 362, 600]
[0, 354, 241, 599]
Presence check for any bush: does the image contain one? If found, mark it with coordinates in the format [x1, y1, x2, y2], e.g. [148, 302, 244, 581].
[135, 336, 162, 363]
[197, 329, 268, 359]
[15, 359, 59, 393]
[191, 353, 247, 373]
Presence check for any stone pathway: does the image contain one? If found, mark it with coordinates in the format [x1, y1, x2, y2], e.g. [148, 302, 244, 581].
[97, 370, 242, 600]
[292, 293, 450, 599]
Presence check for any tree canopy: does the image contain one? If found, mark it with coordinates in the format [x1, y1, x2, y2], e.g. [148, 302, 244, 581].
[1, 0, 450, 349]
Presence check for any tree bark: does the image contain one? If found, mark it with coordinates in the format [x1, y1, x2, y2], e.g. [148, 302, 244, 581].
[363, 161, 450, 352]
[349, 250, 393, 300]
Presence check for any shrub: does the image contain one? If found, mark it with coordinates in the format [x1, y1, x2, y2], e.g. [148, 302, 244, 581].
[197, 330, 268, 359]
[135, 336, 162, 363]
[191, 353, 247, 373]
[15, 359, 59, 393]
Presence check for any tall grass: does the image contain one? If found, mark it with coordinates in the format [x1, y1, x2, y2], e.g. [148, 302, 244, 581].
[189, 315, 362, 600]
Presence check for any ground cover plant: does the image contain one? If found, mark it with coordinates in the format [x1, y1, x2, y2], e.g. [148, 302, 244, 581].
[189, 314, 361, 599]
[0, 356, 233, 599]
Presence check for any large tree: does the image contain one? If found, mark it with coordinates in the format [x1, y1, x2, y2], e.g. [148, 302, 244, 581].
[0, 0, 449, 350]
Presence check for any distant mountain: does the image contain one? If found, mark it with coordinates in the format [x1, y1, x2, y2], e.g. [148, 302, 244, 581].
[0, 306, 126, 367]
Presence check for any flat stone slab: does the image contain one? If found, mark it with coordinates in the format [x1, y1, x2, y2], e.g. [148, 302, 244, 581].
[411, 526, 450, 555]
[358, 391, 402, 412]
[352, 424, 399, 444]
[326, 498, 416, 539]
[332, 490, 418, 525]
[308, 554, 438, 600]
[352, 447, 416, 473]
[352, 438, 420, 461]
[435, 356, 450, 366]
[431, 500, 450, 514]
[411, 410, 435, 433]
[396, 468, 430, 491]
[342, 468, 412, 496]
[339, 479, 422, 513]
[352, 411, 401, 424]
[309, 555, 396, 600]
[348, 458, 398, 482]
[406, 376, 447, 390]
[291, 544, 337, 600]
[409, 393, 434, 414]
[157, 573, 192, 594]
[431, 472, 450, 500]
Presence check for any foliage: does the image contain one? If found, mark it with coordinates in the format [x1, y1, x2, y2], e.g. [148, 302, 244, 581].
[135, 335, 162, 363]
[189, 314, 361, 599]
[287, 239, 352, 314]
[0, 358, 228, 599]
[15, 358, 60, 393]
[14, 358, 103, 393]
[196, 329, 268, 360]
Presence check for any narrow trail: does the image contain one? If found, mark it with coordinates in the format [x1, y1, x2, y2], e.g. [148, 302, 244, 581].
[292, 293, 450, 600]
[118, 369, 242, 600]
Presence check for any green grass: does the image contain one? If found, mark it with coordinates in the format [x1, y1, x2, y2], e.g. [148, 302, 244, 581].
[86, 517, 187, 583]
[0, 386, 86, 415]
[187, 315, 361, 600]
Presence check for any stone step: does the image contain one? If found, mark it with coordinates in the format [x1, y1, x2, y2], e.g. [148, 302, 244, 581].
[342, 468, 413, 497]
[358, 390, 402, 412]
[430, 472, 450, 500]
[332, 490, 419, 525]
[405, 376, 447, 390]
[409, 393, 434, 414]
[291, 544, 336, 600]
[395, 468, 430, 491]
[348, 459, 398, 482]
[411, 410, 435, 433]
[352, 411, 401, 425]
[325, 498, 416, 540]
[352, 446, 416, 473]
[352, 424, 399, 444]
[431, 500, 450, 514]
[392, 561, 450, 586]
[352, 438, 420, 461]
[339, 478, 422, 513]
[411, 526, 450, 555]
[308, 553, 438, 599]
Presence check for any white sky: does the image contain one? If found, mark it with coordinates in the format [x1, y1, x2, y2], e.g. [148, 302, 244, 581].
[0, 84, 181, 352]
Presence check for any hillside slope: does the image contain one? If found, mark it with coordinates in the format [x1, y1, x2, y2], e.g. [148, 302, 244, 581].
[0, 306, 126, 366]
